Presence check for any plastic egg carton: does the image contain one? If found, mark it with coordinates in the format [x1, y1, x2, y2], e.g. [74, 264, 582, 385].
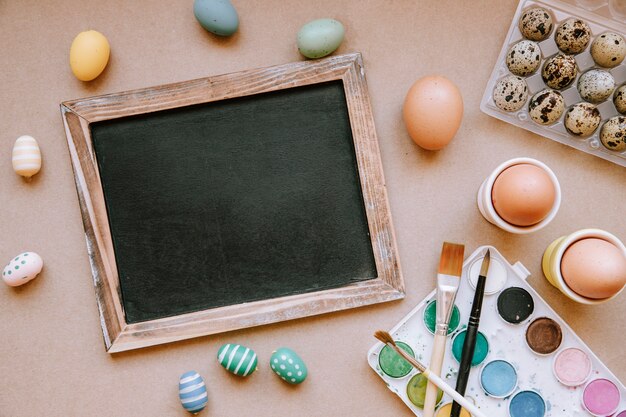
[367, 246, 626, 417]
[481, 0, 626, 167]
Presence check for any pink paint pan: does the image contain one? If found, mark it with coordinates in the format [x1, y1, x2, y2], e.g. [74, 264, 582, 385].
[552, 347, 592, 387]
[581, 378, 621, 416]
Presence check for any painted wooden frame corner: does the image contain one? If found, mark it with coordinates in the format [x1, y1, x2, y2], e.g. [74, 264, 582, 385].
[60, 52, 404, 353]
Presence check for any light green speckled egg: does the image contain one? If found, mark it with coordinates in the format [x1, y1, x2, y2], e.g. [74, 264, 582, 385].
[270, 347, 307, 384]
[297, 18, 344, 59]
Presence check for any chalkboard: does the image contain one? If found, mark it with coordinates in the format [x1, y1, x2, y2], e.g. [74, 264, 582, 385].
[91, 81, 377, 323]
[62, 53, 404, 352]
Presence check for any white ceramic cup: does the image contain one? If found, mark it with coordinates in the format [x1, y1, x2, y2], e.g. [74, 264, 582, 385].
[542, 229, 626, 305]
[477, 157, 561, 234]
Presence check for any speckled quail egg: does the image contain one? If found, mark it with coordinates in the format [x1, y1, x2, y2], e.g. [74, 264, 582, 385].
[578, 69, 615, 104]
[564, 102, 601, 137]
[493, 75, 529, 112]
[542, 54, 578, 89]
[555, 19, 591, 54]
[600, 116, 626, 151]
[506, 40, 542, 76]
[519, 7, 554, 41]
[529, 89, 565, 125]
[613, 84, 626, 114]
[591, 32, 626, 68]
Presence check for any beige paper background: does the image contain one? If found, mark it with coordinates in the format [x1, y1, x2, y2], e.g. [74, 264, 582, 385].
[0, 0, 624, 416]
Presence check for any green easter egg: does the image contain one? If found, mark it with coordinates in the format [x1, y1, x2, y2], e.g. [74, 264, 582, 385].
[217, 343, 257, 377]
[378, 341, 414, 378]
[270, 347, 307, 384]
[297, 18, 345, 59]
[406, 373, 443, 409]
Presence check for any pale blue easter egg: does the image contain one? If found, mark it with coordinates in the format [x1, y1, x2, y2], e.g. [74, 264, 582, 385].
[270, 347, 308, 384]
[194, 0, 239, 36]
[179, 371, 208, 414]
[297, 18, 345, 59]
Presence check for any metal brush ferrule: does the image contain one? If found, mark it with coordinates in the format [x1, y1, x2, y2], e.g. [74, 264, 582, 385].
[435, 323, 449, 336]
[435, 273, 460, 330]
[468, 316, 480, 327]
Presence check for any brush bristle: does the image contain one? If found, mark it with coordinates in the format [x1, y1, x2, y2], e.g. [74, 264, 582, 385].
[374, 330, 396, 346]
[480, 249, 491, 276]
[438, 242, 465, 276]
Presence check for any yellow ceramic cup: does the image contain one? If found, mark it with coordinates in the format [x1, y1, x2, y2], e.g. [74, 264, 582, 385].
[542, 228, 626, 304]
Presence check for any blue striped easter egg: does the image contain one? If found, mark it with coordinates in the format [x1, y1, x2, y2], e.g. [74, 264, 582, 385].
[179, 371, 208, 414]
[217, 343, 258, 377]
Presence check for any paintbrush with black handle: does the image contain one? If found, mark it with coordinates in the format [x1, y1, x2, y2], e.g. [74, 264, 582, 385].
[450, 249, 490, 417]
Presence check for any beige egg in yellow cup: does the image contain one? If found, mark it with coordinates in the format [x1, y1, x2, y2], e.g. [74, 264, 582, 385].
[477, 157, 561, 234]
[542, 229, 626, 304]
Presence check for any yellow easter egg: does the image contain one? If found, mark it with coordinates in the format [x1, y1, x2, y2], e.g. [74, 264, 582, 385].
[70, 30, 110, 81]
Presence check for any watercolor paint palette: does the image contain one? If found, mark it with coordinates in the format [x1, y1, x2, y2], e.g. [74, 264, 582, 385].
[367, 246, 626, 417]
[480, 0, 626, 167]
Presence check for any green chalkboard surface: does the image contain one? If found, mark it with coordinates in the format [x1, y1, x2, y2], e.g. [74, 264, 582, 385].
[91, 81, 378, 324]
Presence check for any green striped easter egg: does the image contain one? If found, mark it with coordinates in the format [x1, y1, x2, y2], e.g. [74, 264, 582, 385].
[217, 344, 258, 377]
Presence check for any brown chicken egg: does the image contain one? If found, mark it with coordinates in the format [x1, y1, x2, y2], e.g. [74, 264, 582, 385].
[491, 164, 556, 227]
[402, 76, 464, 150]
[561, 238, 626, 299]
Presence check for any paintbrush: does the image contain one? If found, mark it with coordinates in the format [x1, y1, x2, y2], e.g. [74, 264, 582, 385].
[423, 242, 465, 417]
[450, 249, 490, 417]
[374, 331, 487, 417]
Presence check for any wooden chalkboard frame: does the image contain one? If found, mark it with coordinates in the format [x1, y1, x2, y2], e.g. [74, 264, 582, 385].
[61, 53, 404, 353]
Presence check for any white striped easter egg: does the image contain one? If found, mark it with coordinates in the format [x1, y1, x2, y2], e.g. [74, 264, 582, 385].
[217, 343, 258, 377]
[12, 135, 41, 178]
[178, 371, 208, 414]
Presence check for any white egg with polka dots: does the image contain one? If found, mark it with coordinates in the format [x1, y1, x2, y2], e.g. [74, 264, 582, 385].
[269, 347, 307, 385]
[2, 252, 43, 287]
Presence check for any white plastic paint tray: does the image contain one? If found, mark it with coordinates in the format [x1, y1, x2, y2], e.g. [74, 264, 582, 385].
[367, 246, 626, 416]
